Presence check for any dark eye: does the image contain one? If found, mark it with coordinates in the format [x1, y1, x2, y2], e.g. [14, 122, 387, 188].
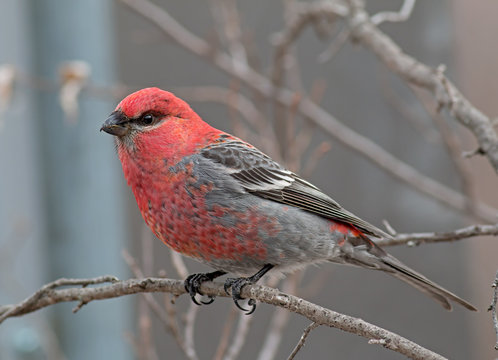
[142, 114, 154, 125]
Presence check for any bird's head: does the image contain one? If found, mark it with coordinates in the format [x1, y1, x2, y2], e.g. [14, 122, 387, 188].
[101, 87, 209, 151]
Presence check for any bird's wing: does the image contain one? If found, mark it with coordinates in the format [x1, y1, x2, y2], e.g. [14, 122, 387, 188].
[201, 140, 389, 238]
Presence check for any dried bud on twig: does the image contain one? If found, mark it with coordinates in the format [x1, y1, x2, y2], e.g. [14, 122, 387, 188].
[0, 64, 16, 129]
[58, 61, 91, 124]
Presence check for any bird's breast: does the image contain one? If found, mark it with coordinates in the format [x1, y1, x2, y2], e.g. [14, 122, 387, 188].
[132, 157, 274, 263]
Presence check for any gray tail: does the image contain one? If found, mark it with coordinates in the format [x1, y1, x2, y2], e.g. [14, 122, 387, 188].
[344, 237, 477, 311]
[379, 253, 477, 311]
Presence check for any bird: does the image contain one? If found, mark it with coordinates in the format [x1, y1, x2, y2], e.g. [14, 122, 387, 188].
[101, 87, 476, 314]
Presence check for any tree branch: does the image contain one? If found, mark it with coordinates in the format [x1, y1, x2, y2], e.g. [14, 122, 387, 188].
[0, 276, 447, 360]
[287, 322, 319, 360]
[257, 272, 301, 360]
[0, 275, 119, 323]
[376, 223, 498, 247]
[347, 0, 498, 173]
[490, 271, 498, 351]
[370, 0, 416, 25]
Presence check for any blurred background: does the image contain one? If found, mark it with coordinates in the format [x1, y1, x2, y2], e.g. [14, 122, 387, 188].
[1, 0, 497, 359]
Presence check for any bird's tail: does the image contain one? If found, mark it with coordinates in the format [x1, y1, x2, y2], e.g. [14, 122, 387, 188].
[341, 235, 477, 311]
[378, 252, 477, 311]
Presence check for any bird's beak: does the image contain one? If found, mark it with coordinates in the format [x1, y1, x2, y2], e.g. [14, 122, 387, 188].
[100, 111, 130, 137]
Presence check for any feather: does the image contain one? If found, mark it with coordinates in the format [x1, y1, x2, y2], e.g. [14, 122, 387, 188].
[201, 140, 390, 239]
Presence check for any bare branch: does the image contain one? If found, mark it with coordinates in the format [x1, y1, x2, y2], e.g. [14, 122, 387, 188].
[0, 277, 449, 359]
[318, 25, 351, 63]
[257, 272, 301, 360]
[223, 312, 254, 360]
[271, 1, 344, 87]
[210, 0, 248, 70]
[184, 302, 200, 360]
[416, 89, 478, 213]
[125, 238, 158, 360]
[270, 1, 338, 161]
[382, 219, 398, 236]
[0, 64, 16, 130]
[287, 322, 319, 360]
[0, 276, 118, 323]
[213, 308, 238, 360]
[371, 0, 416, 25]
[123, 250, 196, 359]
[379, 69, 440, 143]
[376, 223, 498, 247]
[170, 251, 189, 280]
[297, 97, 497, 222]
[347, 0, 498, 173]
[489, 271, 498, 350]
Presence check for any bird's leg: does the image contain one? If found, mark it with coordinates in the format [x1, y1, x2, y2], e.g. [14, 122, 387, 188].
[224, 264, 274, 315]
[184, 270, 227, 305]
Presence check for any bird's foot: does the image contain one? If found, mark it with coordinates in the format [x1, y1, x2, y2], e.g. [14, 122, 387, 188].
[224, 277, 258, 315]
[184, 270, 226, 306]
[223, 264, 274, 315]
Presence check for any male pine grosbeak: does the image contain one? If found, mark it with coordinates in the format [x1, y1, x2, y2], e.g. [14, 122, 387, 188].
[101, 87, 476, 314]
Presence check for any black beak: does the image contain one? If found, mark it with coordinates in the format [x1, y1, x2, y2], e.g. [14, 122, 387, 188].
[100, 111, 130, 137]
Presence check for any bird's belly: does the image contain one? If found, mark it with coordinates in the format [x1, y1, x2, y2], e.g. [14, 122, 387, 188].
[141, 185, 343, 274]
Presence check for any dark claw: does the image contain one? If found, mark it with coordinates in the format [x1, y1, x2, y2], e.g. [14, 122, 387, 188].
[184, 270, 226, 306]
[246, 299, 257, 315]
[190, 295, 202, 306]
[200, 296, 215, 305]
[224, 277, 257, 314]
[184, 274, 204, 306]
[233, 299, 251, 313]
[223, 265, 274, 314]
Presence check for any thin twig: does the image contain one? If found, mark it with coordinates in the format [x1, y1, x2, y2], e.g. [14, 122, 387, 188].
[162, 289, 184, 354]
[417, 89, 478, 213]
[347, 0, 498, 173]
[170, 251, 189, 279]
[270, 1, 338, 161]
[138, 225, 158, 360]
[122, 250, 195, 359]
[213, 308, 238, 360]
[489, 271, 498, 350]
[379, 69, 440, 143]
[271, 1, 345, 86]
[0, 276, 118, 323]
[218, 0, 248, 69]
[137, 298, 158, 360]
[371, 0, 416, 25]
[318, 25, 351, 63]
[257, 272, 302, 360]
[223, 311, 254, 360]
[376, 223, 498, 247]
[184, 302, 200, 360]
[287, 322, 319, 360]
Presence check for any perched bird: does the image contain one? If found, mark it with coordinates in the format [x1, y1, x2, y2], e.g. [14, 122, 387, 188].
[101, 87, 476, 314]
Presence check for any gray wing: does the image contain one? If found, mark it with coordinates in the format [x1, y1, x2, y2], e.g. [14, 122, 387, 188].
[201, 140, 390, 239]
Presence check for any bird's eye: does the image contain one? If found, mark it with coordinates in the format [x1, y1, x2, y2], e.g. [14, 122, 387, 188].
[141, 114, 154, 125]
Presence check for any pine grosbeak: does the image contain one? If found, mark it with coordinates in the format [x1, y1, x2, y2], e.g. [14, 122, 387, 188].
[101, 87, 476, 314]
